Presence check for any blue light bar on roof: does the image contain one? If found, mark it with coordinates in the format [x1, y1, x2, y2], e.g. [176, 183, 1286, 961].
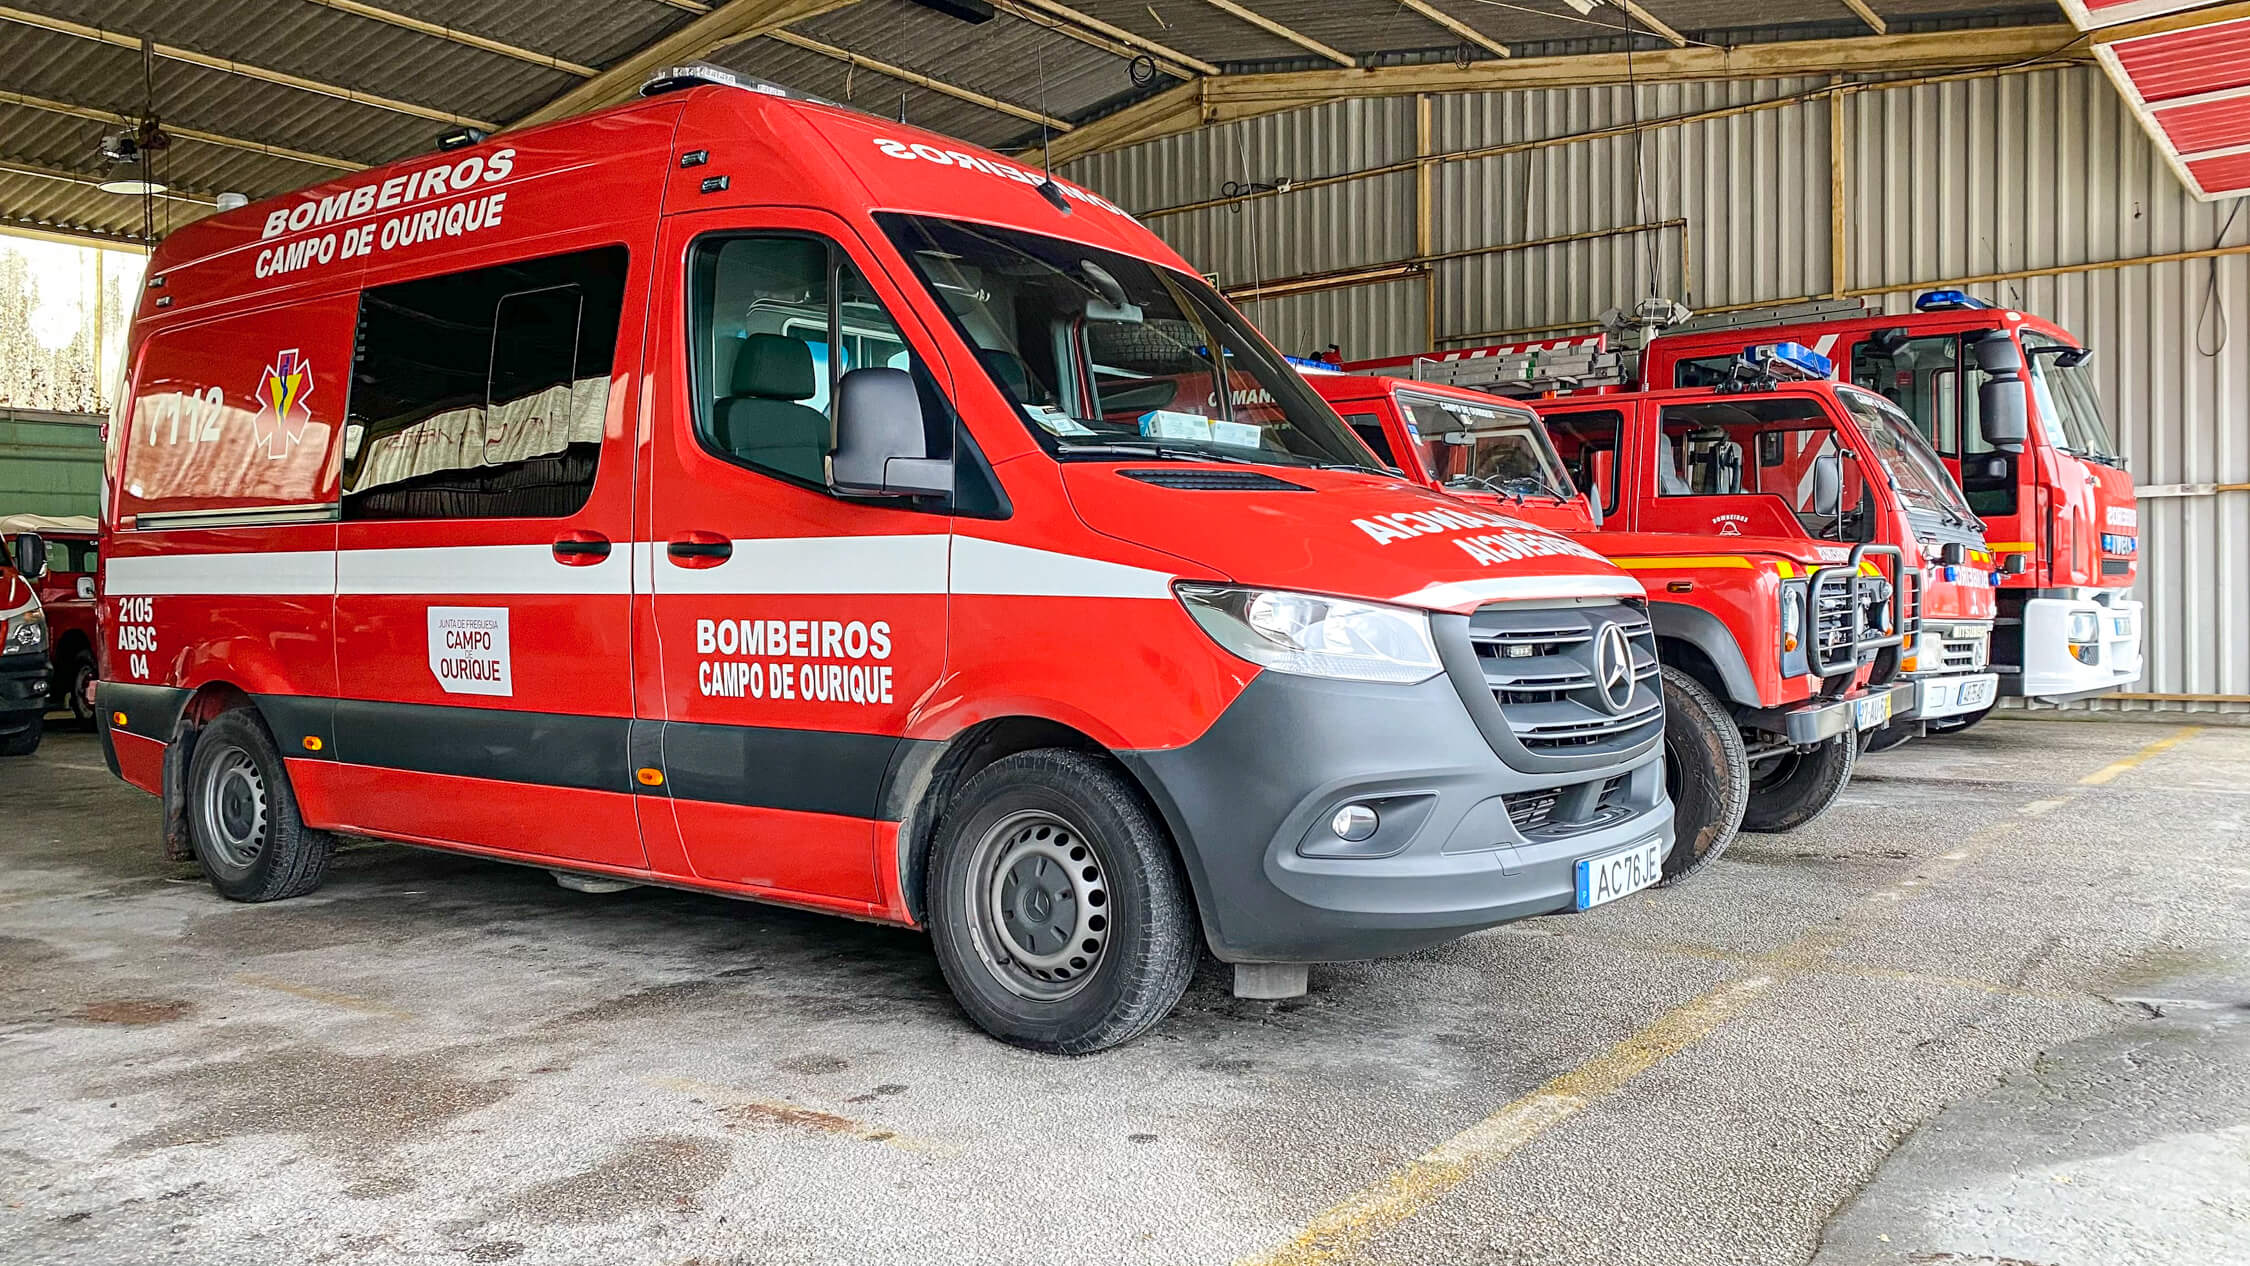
[1285, 354, 1343, 374]
[1914, 289, 1994, 311]
[1739, 341, 1833, 381]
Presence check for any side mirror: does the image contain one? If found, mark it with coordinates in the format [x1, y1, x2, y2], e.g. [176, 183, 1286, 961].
[831, 367, 951, 498]
[1811, 452, 1842, 518]
[1977, 378, 2028, 452]
[11, 533, 47, 582]
[1584, 489, 1603, 528]
[1940, 542, 1966, 567]
[2002, 552, 2028, 576]
[76, 575, 96, 600]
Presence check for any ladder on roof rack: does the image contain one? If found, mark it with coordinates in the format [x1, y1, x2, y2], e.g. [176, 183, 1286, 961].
[1354, 337, 1636, 398]
[1664, 298, 1874, 337]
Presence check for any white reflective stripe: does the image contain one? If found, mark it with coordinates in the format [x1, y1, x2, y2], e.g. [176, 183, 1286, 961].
[952, 536, 1174, 599]
[107, 550, 334, 596]
[651, 534, 949, 596]
[104, 536, 1173, 600]
[1812, 333, 1840, 358]
[1390, 573, 1646, 610]
[341, 544, 629, 595]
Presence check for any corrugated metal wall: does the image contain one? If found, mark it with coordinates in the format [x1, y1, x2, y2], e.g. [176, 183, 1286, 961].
[1067, 64, 2250, 712]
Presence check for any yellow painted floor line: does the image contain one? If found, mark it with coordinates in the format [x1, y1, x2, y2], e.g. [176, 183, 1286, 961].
[2078, 726, 2204, 786]
[231, 973, 415, 1020]
[1233, 975, 1774, 1266]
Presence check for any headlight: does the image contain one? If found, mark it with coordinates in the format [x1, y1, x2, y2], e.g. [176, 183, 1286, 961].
[2, 606, 46, 654]
[1176, 584, 1442, 684]
[1780, 586, 1804, 654]
[2066, 610, 2099, 643]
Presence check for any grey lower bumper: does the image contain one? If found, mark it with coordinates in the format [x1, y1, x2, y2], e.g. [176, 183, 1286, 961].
[1767, 682, 1914, 745]
[1120, 671, 1673, 964]
[0, 653, 45, 734]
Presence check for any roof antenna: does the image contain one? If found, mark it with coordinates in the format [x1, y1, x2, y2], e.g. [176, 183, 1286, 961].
[898, 91, 907, 123]
[1034, 48, 1072, 215]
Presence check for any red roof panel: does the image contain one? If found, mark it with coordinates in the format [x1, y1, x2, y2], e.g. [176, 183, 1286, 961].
[2152, 93, 2250, 154]
[2112, 17, 2250, 101]
[2184, 150, 2250, 194]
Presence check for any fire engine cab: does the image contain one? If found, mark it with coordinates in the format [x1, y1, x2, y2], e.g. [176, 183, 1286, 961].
[1313, 345, 1937, 875]
[0, 529, 50, 756]
[95, 67, 1674, 1052]
[1646, 295, 2142, 712]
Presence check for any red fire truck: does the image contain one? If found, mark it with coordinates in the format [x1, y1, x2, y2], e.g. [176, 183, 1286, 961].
[1645, 295, 2142, 715]
[0, 514, 99, 725]
[95, 66, 1677, 1051]
[1310, 351, 1953, 875]
[0, 529, 51, 756]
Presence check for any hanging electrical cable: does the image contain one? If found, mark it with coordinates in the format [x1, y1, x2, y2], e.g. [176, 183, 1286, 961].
[2196, 200, 2241, 358]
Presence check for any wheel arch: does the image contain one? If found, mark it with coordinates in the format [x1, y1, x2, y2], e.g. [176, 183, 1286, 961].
[158, 680, 266, 860]
[1649, 601, 1761, 710]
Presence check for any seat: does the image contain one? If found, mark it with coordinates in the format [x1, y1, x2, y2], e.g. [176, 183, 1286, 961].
[1656, 429, 1692, 495]
[714, 334, 829, 482]
[1710, 440, 1744, 494]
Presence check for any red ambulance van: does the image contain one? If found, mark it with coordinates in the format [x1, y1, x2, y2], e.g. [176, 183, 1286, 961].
[0, 530, 50, 755]
[96, 69, 1673, 1051]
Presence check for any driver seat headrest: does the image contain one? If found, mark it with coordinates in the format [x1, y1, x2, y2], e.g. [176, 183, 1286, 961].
[731, 333, 816, 401]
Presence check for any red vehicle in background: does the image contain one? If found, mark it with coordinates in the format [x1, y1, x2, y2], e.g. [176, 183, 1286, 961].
[1645, 294, 2142, 714]
[1309, 351, 1943, 877]
[0, 514, 99, 726]
[0, 528, 51, 755]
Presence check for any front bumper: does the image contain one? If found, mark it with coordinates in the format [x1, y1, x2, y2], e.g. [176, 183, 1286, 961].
[2013, 593, 2144, 701]
[1120, 670, 1673, 964]
[0, 650, 47, 733]
[1749, 682, 1914, 745]
[1902, 672, 1999, 721]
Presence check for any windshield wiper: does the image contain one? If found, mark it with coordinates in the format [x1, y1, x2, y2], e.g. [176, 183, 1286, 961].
[1054, 441, 1265, 466]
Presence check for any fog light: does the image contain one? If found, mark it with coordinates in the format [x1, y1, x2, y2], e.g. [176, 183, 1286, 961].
[1330, 804, 1379, 841]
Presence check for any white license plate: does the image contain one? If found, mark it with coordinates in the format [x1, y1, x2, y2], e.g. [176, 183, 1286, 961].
[1854, 691, 1893, 730]
[1955, 677, 1995, 709]
[1575, 838, 1664, 911]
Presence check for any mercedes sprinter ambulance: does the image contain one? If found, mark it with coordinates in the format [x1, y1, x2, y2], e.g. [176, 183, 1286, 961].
[96, 69, 1672, 1052]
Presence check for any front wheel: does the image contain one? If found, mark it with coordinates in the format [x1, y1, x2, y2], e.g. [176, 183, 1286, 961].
[1740, 733, 1857, 833]
[0, 714, 41, 757]
[1657, 666, 1748, 884]
[926, 749, 1198, 1054]
[183, 709, 333, 902]
[60, 649, 96, 727]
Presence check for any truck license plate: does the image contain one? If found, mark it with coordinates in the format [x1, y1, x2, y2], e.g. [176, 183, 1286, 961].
[1955, 677, 1994, 709]
[1574, 838, 1664, 911]
[1854, 691, 1893, 730]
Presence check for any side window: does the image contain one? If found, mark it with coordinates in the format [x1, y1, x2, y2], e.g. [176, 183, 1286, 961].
[343, 245, 626, 520]
[1541, 409, 1622, 515]
[688, 234, 935, 489]
[1342, 413, 1396, 465]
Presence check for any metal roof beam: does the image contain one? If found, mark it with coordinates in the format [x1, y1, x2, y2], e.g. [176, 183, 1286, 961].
[1611, 1, 1688, 48]
[764, 30, 1074, 130]
[511, 0, 868, 128]
[0, 215, 151, 247]
[1044, 24, 2088, 164]
[296, 0, 600, 77]
[0, 4, 496, 129]
[1838, 0, 1887, 36]
[0, 156, 218, 205]
[991, 0, 1219, 78]
[1197, 0, 1355, 68]
[0, 88, 363, 171]
[1397, 0, 1510, 59]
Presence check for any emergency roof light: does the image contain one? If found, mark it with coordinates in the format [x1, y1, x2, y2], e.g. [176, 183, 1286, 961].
[1738, 341, 1834, 382]
[1914, 289, 1994, 312]
[1285, 354, 1343, 375]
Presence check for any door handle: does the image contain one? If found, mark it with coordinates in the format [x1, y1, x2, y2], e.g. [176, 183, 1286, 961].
[551, 530, 612, 565]
[667, 532, 733, 568]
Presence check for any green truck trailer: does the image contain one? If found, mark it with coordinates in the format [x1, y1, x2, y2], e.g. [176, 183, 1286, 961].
[0, 408, 102, 518]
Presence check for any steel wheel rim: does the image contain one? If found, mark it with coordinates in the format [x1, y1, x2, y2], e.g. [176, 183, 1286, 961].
[199, 746, 268, 871]
[964, 809, 1112, 1002]
[70, 664, 95, 721]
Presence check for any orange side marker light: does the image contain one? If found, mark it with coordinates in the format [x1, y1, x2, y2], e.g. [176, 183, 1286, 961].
[302, 736, 324, 752]
[636, 767, 665, 787]
[111, 711, 127, 727]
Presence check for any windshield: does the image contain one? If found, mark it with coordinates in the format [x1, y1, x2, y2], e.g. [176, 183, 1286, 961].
[1835, 387, 1978, 524]
[1395, 392, 1574, 500]
[877, 214, 1379, 470]
[2021, 331, 2119, 462]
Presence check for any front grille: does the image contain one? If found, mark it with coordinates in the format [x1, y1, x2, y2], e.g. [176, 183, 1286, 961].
[1814, 584, 1856, 668]
[1934, 630, 1988, 672]
[1466, 601, 1662, 756]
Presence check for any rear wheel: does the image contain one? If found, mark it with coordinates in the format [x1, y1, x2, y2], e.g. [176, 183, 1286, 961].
[1657, 666, 1748, 884]
[0, 714, 41, 757]
[926, 749, 1198, 1054]
[1741, 733, 1856, 833]
[184, 709, 333, 902]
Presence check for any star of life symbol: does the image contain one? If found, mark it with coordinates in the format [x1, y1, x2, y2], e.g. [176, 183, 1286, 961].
[253, 349, 315, 459]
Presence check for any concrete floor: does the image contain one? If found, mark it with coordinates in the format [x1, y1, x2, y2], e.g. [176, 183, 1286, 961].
[1, 719, 2245, 1266]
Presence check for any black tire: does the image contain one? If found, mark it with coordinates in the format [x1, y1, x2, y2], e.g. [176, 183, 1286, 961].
[1927, 703, 1994, 736]
[183, 708, 333, 902]
[1741, 732, 1857, 833]
[926, 749, 1198, 1054]
[1860, 720, 1915, 754]
[59, 647, 96, 727]
[1657, 666, 1748, 884]
[0, 714, 40, 757]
